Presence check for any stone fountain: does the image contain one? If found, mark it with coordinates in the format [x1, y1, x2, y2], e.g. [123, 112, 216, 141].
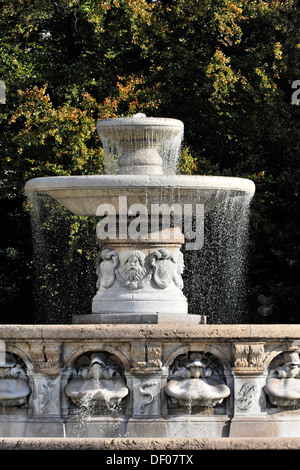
[0, 114, 300, 447]
[25, 114, 254, 325]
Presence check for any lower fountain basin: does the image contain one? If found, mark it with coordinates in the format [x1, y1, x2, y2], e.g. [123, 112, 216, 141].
[24, 174, 255, 216]
[165, 377, 230, 408]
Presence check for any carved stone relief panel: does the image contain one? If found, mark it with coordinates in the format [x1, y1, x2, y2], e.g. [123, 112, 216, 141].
[96, 248, 184, 292]
[236, 382, 258, 412]
[132, 375, 163, 418]
[31, 377, 59, 415]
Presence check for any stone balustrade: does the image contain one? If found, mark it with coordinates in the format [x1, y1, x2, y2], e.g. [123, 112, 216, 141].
[1, 323, 300, 438]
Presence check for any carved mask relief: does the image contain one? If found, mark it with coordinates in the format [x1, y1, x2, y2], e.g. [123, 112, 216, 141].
[265, 350, 300, 408]
[65, 352, 129, 413]
[96, 248, 184, 292]
[165, 352, 230, 410]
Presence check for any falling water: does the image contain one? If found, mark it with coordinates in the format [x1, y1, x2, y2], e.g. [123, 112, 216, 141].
[69, 388, 124, 438]
[28, 193, 96, 323]
[183, 190, 253, 323]
[28, 185, 253, 324]
[69, 395, 123, 438]
[101, 124, 183, 175]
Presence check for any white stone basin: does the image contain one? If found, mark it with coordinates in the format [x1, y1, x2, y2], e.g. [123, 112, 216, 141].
[65, 377, 129, 409]
[165, 377, 230, 408]
[0, 377, 31, 406]
[97, 116, 183, 140]
[265, 378, 300, 407]
[24, 174, 255, 216]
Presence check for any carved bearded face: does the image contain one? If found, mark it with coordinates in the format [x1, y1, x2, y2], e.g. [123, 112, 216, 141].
[121, 251, 146, 282]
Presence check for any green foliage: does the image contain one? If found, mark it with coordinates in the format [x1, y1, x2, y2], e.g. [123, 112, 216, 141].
[0, 0, 299, 323]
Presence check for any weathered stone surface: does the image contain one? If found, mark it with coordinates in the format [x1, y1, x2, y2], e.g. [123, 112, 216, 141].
[1, 437, 300, 450]
[2, 324, 300, 341]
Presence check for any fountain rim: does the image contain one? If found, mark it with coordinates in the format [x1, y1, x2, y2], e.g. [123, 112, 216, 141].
[97, 116, 184, 129]
[24, 174, 255, 195]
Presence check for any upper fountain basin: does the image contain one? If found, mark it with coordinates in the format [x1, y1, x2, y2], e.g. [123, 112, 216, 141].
[24, 174, 255, 216]
[97, 116, 184, 139]
[97, 116, 184, 175]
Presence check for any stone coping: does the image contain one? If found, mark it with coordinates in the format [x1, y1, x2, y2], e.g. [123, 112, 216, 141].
[0, 323, 299, 340]
[24, 174, 255, 194]
[0, 437, 300, 450]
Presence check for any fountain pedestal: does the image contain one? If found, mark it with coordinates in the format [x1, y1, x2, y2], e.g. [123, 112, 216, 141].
[73, 226, 205, 324]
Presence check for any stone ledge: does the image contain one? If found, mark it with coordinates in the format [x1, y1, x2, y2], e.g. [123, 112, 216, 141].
[1, 324, 300, 341]
[1, 437, 300, 451]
